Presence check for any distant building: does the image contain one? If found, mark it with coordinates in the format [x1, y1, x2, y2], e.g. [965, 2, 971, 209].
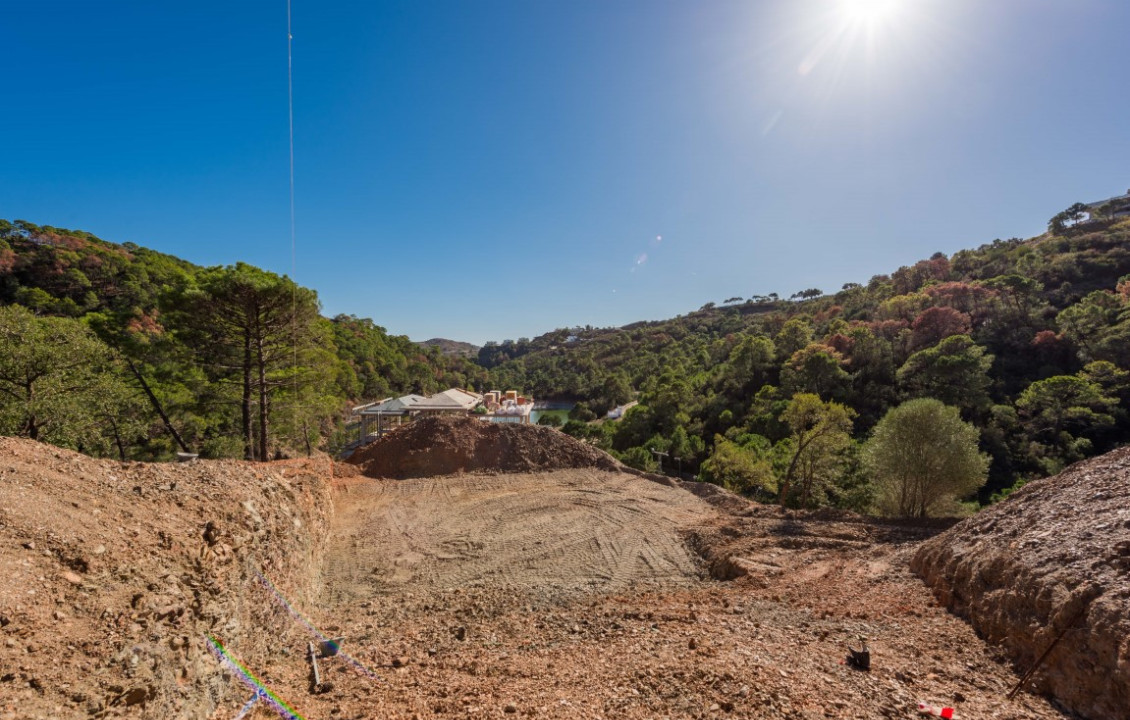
[481, 389, 535, 424]
[606, 401, 639, 420]
[1087, 189, 1130, 219]
[358, 388, 484, 437]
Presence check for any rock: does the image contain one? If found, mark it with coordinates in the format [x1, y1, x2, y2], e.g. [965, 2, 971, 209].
[61, 571, 83, 585]
[119, 686, 150, 706]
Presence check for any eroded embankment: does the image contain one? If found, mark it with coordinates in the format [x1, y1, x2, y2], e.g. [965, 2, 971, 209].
[912, 447, 1130, 720]
[0, 438, 335, 720]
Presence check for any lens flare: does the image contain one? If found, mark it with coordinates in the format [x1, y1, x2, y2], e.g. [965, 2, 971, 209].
[840, 0, 898, 25]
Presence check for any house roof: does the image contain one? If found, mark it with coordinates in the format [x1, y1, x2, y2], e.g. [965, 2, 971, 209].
[411, 388, 484, 412]
[360, 394, 428, 416]
[359, 389, 483, 415]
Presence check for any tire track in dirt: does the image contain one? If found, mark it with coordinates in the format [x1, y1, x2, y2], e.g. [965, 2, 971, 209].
[320, 469, 716, 606]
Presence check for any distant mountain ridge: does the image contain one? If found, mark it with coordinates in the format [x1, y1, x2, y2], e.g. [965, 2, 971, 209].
[417, 338, 481, 358]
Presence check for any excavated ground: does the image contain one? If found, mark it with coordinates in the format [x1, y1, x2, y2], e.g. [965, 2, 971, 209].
[913, 448, 1130, 720]
[0, 421, 1082, 719]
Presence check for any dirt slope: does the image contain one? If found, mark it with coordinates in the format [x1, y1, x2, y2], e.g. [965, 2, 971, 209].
[912, 447, 1130, 720]
[347, 416, 619, 478]
[0, 438, 333, 720]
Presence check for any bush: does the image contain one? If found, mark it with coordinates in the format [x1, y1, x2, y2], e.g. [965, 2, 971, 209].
[863, 398, 988, 518]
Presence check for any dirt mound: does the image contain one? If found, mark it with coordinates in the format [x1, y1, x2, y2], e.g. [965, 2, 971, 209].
[347, 415, 620, 478]
[0, 437, 334, 720]
[911, 447, 1130, 720]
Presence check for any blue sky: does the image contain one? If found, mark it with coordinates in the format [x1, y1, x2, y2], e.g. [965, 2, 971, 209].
[4, 0, 1129, 344]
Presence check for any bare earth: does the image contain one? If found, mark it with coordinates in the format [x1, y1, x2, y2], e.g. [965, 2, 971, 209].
[321, 470, 712, 606]
[279, 476, 1070, 720]
[0, 433, 1076, 719]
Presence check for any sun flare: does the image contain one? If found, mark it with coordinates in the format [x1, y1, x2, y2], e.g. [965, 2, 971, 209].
[839, 0, 899, 25]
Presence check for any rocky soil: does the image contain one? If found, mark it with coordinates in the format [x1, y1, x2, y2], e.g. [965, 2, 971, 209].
[0, 421, 1094, 720]
[0, 438, 333, 719]
[913, 447, 1130, 720]
[347, 416, 619, 479]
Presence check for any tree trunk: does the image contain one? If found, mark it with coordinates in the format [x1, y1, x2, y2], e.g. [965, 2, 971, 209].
[242, 330, 254, 460]
[257, 336, 269, 462]
[124, 357, 191, 453]
[108, 415, 126, 461]
[24, 383, 38, 440]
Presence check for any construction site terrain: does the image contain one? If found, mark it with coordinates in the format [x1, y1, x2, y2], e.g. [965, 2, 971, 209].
[3, 418, 1121, 719]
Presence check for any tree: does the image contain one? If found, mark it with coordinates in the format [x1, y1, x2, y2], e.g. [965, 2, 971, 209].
[863, 399, 988, 518]
[718, 334, 776, 398]
[909, 306, 972, 351]
[780, 343, 850, 400]
[700, 434, 776, 495]
[1057, 289, 1130, 364]
[774, 317, 814, 361]
[0, 305, 136, 450]
[896, 335, 993, 415]
[778, 393, 855, 508]
[1048, 202, 1091, 236]
[187, 264, 324, 460]
[1016, 375, 1116, 473]
[537, 413, 563, 427]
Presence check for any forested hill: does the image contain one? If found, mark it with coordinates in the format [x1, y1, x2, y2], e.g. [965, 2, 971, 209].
[484, 211, 1130, 501]
[0, 219, 485, 461]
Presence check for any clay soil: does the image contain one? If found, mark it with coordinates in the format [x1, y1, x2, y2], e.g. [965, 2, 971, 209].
[0, 422, 1078, 719]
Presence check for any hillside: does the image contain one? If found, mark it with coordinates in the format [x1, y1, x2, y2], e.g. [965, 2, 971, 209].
[3, 206, 1130, 507]
[417, 337, 481, 358]
[0, 220, 486, 462]
[485, 215, 1130, 501]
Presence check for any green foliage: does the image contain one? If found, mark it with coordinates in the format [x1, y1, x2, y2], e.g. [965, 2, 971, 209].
[700, 434, 776, 495]
[619, 445, 659, 473]
[0, 220, 477, 461]
[778, 394, 855, 508]
[863, 398, 989, 518]
[7, 208, 1130, 491]
[1016, 374, 1116, 474]
[897, 335, 993, 415]
[1048, 202, 1092, 236]
[537, 413, 563, 427]
[780, 343, 850, 400]
[0, 305, 139, 452]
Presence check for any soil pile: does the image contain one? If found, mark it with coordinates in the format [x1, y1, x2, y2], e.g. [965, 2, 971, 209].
[911, 447, 1130, 720]
[0, 438, 334, 720]
[347, 415, 619, 478]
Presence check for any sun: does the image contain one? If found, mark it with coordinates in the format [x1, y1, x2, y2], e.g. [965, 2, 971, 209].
[839, 0, 899, 25]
